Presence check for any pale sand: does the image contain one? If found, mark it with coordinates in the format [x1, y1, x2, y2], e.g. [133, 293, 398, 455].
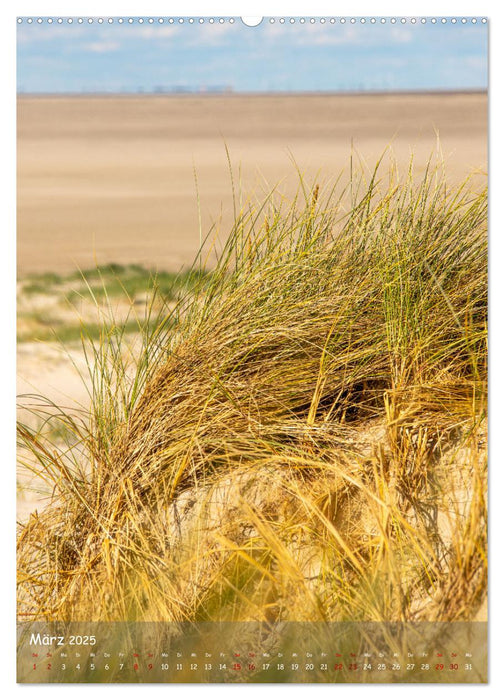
[17, 92, 487, 275]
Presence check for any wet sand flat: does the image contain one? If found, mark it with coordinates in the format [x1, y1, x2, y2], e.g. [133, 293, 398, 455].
[17, 92, 487, 275]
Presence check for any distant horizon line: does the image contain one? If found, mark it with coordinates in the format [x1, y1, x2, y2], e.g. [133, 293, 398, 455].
[17, 87, 487, 98]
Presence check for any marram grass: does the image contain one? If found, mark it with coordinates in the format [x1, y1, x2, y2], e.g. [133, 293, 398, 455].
[17, 157, 487, 624]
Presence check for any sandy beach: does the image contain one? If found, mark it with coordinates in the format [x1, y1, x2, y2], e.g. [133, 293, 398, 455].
[17, 92, 487, 275]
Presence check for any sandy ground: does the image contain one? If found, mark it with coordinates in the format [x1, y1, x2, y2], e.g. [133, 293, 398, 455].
[16, 341, 90, 522]
[17, 92, 487, 275]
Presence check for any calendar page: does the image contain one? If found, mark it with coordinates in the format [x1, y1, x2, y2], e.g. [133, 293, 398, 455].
[16, 13, 488, 684]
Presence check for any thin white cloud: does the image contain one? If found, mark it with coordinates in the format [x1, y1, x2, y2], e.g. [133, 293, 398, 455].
[131, 25, 181, 39]
[17, 22, 181, 48]
[84, 40, 120, 53]
[463, 55, 487, 70]
[17, 23, 87, 44]
[120, 22, 236, 48]
[262, 22, 414, 47]
[186, 22, 236, 46]
[388, 27, 413, 44]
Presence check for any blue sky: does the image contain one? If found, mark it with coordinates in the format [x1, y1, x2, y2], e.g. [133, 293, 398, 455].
[17, 17, 488, 93]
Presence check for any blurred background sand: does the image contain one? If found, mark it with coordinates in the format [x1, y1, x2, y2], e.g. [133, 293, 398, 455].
[17, 92, 487, 275]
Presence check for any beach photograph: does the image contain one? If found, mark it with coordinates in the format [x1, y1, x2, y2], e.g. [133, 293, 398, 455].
[16, 15, 488, 682]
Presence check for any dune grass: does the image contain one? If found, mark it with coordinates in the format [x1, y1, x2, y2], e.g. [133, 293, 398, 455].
[17, 156, 487, 625]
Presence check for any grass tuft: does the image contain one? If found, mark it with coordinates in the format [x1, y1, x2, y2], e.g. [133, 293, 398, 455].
[17, 156, 487, 623]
